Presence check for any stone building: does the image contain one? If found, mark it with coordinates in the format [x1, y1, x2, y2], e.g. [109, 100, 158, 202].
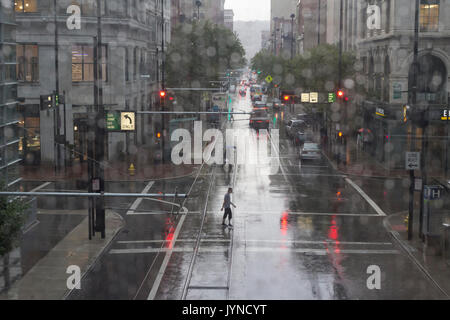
[15, 0, 170, 166]
[0, 0, 21, 189]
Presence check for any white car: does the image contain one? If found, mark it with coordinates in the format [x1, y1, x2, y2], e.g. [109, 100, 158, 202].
[300, 143, 321, 160]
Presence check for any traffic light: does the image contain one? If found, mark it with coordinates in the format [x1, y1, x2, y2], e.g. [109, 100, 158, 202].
[337, 90, 349, 103]
[40, 94, 53, 111]
[283, 95, 290, 102]
[160, 90, 166, 98]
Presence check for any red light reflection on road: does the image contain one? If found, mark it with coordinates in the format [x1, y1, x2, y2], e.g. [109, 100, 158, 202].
[164, 217, 175, 249]
[281, 211, 289, 236]
[328, 215, 340, 253]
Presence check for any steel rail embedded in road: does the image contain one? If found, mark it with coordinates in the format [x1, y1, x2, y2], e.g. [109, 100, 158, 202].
[0, 192, 186, 198]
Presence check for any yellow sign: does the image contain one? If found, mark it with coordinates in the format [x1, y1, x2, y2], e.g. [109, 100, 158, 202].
[121, 112, 135, 131]
[265, 75, 273, 83]
[301, 93, 310, 103]
[309, 92, 318, 103]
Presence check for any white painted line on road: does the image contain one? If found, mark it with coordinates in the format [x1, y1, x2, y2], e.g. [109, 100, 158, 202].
[110, 247, 399, 255]
[345, 178, 387, 217]
[147, 206, 188, 300]
[207, 211, 382, 217]
[127, 181, 155, 215]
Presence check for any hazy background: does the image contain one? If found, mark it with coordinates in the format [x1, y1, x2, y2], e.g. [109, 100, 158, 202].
[225, 0, 270, 62]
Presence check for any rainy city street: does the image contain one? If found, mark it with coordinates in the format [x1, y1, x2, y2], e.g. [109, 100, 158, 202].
[63, 89, 446, 300]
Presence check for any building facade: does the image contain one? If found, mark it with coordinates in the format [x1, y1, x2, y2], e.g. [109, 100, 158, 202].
[296, 0, 328, 54]
[271, 0, 298, 57]
[15, 0, 170, 166]
[320, 0, 450, 171]
[1, 0, 21, 189]
[224, 9, 234, 31]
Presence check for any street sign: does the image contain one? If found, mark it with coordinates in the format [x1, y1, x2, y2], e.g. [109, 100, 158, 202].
[265, 75, 273, 83]
[120, 112, 135, 131]
[405, 152, 420, 170]
[309, 92, 318, 103]
[301, 93, 310, 103]
[328, 93, 336, 103]
[424, 185, 444, 200]
[106, 112, 121, 131]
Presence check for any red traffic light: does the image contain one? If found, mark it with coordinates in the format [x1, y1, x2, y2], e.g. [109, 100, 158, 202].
[283, 95, 290, 101]
[337, 90, 344, 98]
[160, 91, 166, 98]
[156, 132, 161, 139]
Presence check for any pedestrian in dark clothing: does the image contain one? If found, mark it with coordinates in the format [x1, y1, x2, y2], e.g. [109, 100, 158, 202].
[221, 187, 236, 227]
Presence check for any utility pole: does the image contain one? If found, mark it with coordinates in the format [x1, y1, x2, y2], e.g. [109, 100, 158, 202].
[161, 0, 166, 163]
[317, 0, 321, 45]
[408, 0, 420, 241]
[94, 0, 105, 239]
[290, 14, 295, 59]
[53, 0, 60, 176]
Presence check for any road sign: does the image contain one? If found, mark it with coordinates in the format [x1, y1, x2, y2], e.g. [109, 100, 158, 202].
[328, 93, 336, 103]
[301, 93, 310, 103]
[406, 152, 420, 170]
[309, 92, 318, 103]
[121, 112, 135, 131]
[106, 112, 121, 131]
[424, 185, 444, 200]
[265, 75, 273, 83]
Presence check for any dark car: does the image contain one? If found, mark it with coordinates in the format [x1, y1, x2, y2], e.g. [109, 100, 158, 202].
[250, 110, 270, 130]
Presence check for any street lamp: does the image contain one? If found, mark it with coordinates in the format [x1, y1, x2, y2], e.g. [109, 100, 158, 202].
[290, 14, 295, 59]
[196, 0, 202, 20]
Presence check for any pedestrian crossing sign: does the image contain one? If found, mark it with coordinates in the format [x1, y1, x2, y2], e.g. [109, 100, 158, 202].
[265, 75, 273, 83]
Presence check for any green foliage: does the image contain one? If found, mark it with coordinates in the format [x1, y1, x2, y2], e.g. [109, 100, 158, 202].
[166, 21, 247, 89]
[251, 44, 357, 92]
[0, 185, 29, 257]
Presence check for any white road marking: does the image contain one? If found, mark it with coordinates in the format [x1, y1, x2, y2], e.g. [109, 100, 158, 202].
[116, 239, 391, 246]
[147, 206, 188, 300]
[126, 181, 155, 215]
[110, 247, 399, 255]
[345, 178, 387, 216]
[206, 211, 382, 217]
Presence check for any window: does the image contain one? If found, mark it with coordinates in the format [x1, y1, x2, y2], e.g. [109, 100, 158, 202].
[125, 48, 129, 82]
[16, 44, 39, 82]
[133, 47, 137, 80]
[72, 45, 107, 82]
[420, 0, 439, 32]
[14, 0, 37, 12]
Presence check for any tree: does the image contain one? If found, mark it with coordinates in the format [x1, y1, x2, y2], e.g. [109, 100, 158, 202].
[166, 21, 246, 110]
[0, 185, 28, 289]
[251, 44, 356, 92]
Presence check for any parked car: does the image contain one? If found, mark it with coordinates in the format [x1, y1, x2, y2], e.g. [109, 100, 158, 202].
[286, 120, 307, 138]
[253, 101, 268, 110]
[299, 143, 321, 160]
[250, 109, 270, 130]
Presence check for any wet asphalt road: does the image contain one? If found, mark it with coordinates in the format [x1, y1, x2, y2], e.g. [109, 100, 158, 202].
[62, 89, 447, 300]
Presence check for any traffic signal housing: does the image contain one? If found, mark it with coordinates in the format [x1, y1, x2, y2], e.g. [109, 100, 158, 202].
[40, 94, 53, 111]
[337, 89, 349, 103]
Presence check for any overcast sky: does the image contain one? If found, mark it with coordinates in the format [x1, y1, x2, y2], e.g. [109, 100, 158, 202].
[224, 0, 270, 21]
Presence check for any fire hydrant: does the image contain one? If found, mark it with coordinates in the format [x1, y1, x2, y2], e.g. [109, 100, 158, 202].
[128, 163, 136, 176]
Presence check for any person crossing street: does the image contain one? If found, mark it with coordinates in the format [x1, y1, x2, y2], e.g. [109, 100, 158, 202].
[221, 187, 236, 227]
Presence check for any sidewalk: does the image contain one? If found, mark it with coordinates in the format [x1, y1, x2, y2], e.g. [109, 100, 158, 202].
[322, 135, 445, 179]
[21, 161, 197, 182]
[0, 210, 124, 300]
[384, 212, 450, 298]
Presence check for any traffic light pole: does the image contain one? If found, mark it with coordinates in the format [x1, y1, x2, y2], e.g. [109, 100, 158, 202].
[93, 0, 105, 239]
[53, 0, 60, 176]
[407, 0, 420, 241]
[161, 0, 166, 163]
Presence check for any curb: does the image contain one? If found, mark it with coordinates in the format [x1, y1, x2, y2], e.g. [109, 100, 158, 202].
[62, 210, 125, 300]
[383, 212, 450, 299]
